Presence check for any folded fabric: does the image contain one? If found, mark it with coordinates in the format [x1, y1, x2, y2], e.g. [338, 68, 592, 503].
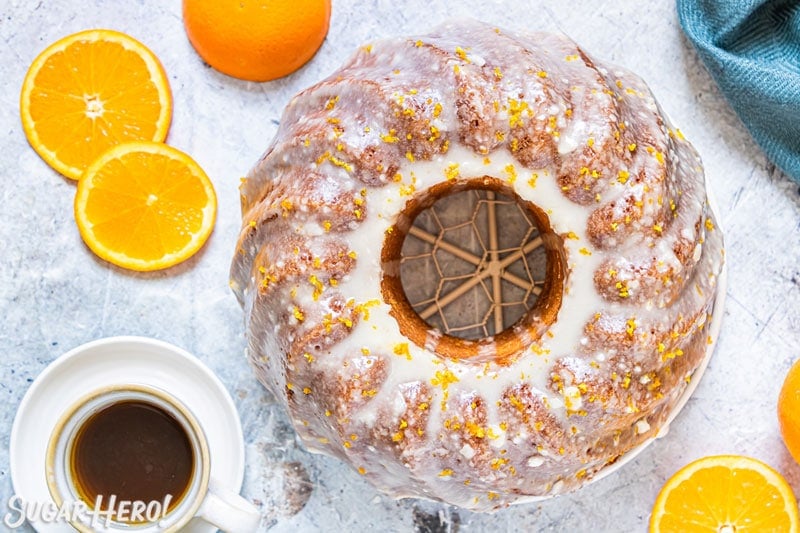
[677, 0, 800, 183]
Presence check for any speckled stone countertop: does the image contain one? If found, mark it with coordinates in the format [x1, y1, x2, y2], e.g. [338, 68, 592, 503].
[2, 1, 799, 531]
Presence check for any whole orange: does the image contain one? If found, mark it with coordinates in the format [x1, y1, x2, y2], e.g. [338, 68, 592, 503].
[778, 359, 800, 464]
[182, 0, 331, 82]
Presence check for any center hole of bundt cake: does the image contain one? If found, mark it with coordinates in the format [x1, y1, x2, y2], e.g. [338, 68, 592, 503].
[400, 189, 546, 338]
[381, 177, 566, 363]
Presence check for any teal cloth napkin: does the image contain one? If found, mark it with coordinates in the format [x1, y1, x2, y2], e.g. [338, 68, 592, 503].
[677, 0, 800, 183]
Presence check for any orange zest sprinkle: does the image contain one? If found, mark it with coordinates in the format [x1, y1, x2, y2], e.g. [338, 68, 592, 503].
[444, 162, 460, 180]
[393, 342, 412, 360]
[431, 369, 459, 390]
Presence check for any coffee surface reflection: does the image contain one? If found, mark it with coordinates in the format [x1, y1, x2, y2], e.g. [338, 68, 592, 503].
[70, 400, 194, 518]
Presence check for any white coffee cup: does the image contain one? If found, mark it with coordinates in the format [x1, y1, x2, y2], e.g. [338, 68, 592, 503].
[46, 383, 260, 532]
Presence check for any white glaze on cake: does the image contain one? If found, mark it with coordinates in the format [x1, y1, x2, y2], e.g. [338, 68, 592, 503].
[230, 19, 725, 511]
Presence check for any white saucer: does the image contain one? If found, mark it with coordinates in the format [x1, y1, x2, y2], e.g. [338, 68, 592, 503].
[9, 336, 247, 533]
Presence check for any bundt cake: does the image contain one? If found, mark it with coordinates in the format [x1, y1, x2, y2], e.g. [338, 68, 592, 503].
[230, 19, 725, 511]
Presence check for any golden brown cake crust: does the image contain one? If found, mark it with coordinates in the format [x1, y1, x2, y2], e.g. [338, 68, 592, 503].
[230, 19, 725, 511]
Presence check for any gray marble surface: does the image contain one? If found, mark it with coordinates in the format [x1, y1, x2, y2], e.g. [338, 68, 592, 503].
[2, 1, 799, 531]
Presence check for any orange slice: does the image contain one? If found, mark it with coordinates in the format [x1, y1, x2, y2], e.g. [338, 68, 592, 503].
[74, 142, 216, 271]
[650, 455, 799, 532]
[20, 29, 172, 180]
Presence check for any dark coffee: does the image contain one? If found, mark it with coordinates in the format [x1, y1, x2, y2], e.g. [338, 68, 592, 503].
[70, 400, 194, 517]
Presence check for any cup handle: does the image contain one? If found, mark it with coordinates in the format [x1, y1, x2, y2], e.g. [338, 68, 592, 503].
[196, 479, 261, 533]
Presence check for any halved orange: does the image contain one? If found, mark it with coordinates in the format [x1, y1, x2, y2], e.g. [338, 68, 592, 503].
[74, 142, 216, 271]
[20, 29, 172, 180]
[650, 455, 799, 532]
